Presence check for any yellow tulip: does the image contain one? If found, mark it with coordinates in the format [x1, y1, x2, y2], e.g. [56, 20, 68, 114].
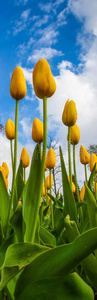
[93, 182, 97, 192]
[67, 175, 76, 193]
[0, 166, 6, 178]
[80, 185, 85, 201]
[43, 183, 46, 197]
[10, 66, 27, 100]
[62, 99, 77, 126]
[32, 118, 43, 143]
[5, 118, 15, 140]
[33, 58, 56, 99]
[20, 147, 30, 168]
[46, 148, 56, 170]
[46, 174, 53, 190]
[80, 145, 90, 165]
[90, 153, 97, 173]
[2, 162, 9, 178]
[67, 124, 80, 145]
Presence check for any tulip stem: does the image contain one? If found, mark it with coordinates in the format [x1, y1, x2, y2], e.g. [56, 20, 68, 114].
[73, 145, 80, 202]
[11, 100, 19, 212]
[31, 96, 47, 243]
[68, 126, 72, 189]
[50, 169, 54, 229]
[84, 165, 87, 184]
[24, 168, 26, 182]
[10, 140, 14, 173]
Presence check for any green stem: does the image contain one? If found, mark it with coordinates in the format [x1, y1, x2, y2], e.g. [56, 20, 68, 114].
[73, 145, 80, 202]
[50, 169, 54, 229]
[68, 126, 72, 188]
[10, 140, 14, 173]
[11, 100, 19, 212]
[95, 173, 97, 200]
[31, 96, 47, 243]
[24, 168, 26, 182]
[85, 164, 87, 184]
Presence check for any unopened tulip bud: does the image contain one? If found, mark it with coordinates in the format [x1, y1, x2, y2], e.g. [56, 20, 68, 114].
[46, 174, 53, 190]
[80, 145, 90, 165]
[67, 124, 80, 145]
[5, 119, 15, 140]
[2, 162, 9, 178]
[10, 66, 27, 100]
[20, 147, 30, 168]
[80, 185, 85, 201]
[46, 148, 56, 170]
[90, 153, 97, 173]
[62, 99, 77, 127]
[33, 58, 56, 99]
[32, 118, 43, 143]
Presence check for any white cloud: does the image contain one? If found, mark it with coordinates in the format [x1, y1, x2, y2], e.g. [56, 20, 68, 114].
[57, 8, 67, 26]
[27, 47, 63, 63]
[15, 0, 29, 5]
[13, 9, 31, 35]
[19, 117, 32, 139]
[36, 25, 59, 46]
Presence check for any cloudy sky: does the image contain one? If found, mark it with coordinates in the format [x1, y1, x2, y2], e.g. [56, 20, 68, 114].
[0, 0, 97, 190]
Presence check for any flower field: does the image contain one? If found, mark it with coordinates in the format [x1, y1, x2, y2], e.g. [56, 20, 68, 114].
[0, 59, 97, 300]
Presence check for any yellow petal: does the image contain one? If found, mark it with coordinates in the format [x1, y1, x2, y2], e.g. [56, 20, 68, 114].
[2, 162, 9, 178]
[20, 147, 30, 168]
[80, 145, 90, 165]
[32, 118, 43, 143]
[90, 153, 97, 172]
[5, 119, 15, 140]
[62, 99, 77, 126]
[46, 148, 56, 170]
[46, 174, 53, 190]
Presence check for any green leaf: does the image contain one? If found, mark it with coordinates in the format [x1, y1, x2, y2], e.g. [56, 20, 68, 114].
[14, 227, 97, 295]
[13, 161, 25, 210]
[15, 272, 94, 300]
[39, 226, 56, 247]
[85, 185, 97, 228]
[0, 243, 49, 291]
[88, 163, 96, 190]
[0, 234, 16, 268]
[0, 172, 10, 238]
[22, 144, 42, 242]
[10, 202, 24, 242]
[60, 146, 77, 222]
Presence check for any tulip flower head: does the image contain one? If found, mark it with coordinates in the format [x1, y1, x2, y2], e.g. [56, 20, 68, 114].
[46, 148, 56, 170]
[2, 162, 9, 178]
[43, 183, 46, 197]
[46, 174, 53, 190]
[80, 185, 85, 201]
[5, 119, 15, 140]
[10, 66, 27, 100]
[80, 145, 90, 165]
[20, 147, 30, 168]
[32, 118, 43, 144]
[67, 124, 80, 145]
[67, 175, 76, 193]
[33, 58, 56, 99]
[62, 99, 77, 127]
[90, 153, 97, 173]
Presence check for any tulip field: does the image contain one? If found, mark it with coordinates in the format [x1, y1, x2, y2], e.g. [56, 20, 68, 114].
[0, 59, 97, 300]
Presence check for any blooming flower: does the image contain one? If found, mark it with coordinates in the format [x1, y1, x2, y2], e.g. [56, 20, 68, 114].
[33, 58, 56, 99]
[62, 99, 77, 126]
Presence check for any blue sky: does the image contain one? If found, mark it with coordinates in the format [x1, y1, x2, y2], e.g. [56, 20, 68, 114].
[0, 0, 97, 189]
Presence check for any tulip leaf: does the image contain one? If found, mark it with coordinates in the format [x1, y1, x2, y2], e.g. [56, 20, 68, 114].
[15, 272, 94, 300]
[0, 243, 49, 291]
[88, 163, 96, 190]
[85, 184, 97, 228]
[0, 233, 16, 268]
[39, 226, 56, 247]
[59, 146, 77, 222]
[22, 144, 42, 242]
[13, 161, 25, 210]
[14, 227, 97, 298]
[10, 203, 23, 242]
[0, 172, 10, 239]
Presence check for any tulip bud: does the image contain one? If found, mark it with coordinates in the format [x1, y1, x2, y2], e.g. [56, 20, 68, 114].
[67, 124, 80, 145]
[46, 174, 53, 190]
[80, 185, 85, 201]
[32, 118, 43, 143]
[62, 99, 77, 126]
[80, 145, 90, 165]
[46, 148, 56, 170]
[67, 175, 76, 193]
[20, 147, 30, 168]
[0, 166, 6, 178]
[43, 183, 46, 197]
[90, 153, 97, 173]
[2, 162, 9, 178]
[33, 58, 56, 99]
[10, 66, 27, 100]
[5, 118, 15, 140]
